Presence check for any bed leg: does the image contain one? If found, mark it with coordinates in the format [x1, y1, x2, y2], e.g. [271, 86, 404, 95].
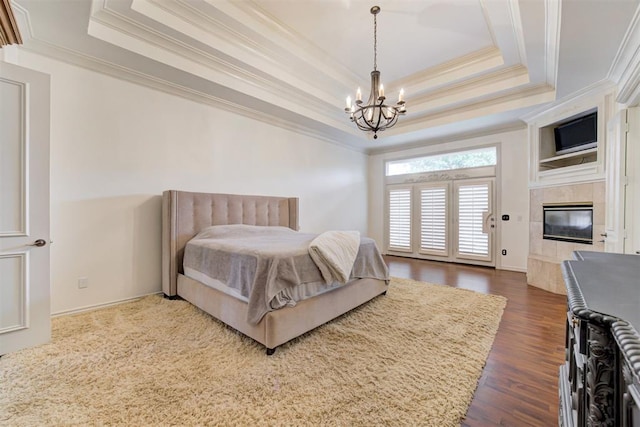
[266, 347, 276, 356]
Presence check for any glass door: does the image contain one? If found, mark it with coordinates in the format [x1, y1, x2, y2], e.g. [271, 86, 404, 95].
[386, 178, 495, 267]
[454, 179, 494, 264]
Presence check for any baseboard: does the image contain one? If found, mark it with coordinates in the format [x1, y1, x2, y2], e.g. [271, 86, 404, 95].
[51, 292, 163, 318]
[496, 265, 528, 273]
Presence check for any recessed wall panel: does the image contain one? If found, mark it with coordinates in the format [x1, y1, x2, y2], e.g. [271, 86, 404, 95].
[0, 254, 26, 333]
[0, 78, 26, 236]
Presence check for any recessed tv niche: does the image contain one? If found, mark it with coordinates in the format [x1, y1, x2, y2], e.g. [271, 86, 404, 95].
[553, 111, 597, 155]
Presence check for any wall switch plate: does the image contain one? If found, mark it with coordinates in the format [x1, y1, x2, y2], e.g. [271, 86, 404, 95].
[78, 277, 88, 289]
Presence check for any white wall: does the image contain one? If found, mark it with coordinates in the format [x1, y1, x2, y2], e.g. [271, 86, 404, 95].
[12, 50, 369, 314]
[368, 129, 530, 272]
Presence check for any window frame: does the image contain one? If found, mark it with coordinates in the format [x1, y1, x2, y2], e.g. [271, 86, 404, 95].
[385, 146, 497, 177]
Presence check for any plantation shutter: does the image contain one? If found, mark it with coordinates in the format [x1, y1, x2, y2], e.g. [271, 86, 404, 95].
[457, 183, 489, 256]
[388, 188, 412, 251]
[419, 185, 448, 255]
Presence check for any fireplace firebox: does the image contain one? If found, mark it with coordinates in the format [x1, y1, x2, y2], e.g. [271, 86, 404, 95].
[543, 204, 593, 244]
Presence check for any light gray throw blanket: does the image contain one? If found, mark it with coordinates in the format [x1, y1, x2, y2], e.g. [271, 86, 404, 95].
[183, 225, 389, 324]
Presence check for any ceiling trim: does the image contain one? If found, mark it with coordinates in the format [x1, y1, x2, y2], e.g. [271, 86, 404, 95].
[87, 6, 353, 133]
[521, 79, 616, 124]
[117, 0, 340, 101]
[205, 0, 363, 88]
[410, 65, 530, 112]
[544, 0, 561, 87]
[608, 3, 640, 106]
[394, 46, 504, 94]
[17, 36, 365, 153]
[506, 0, 527, 66]
[396, 83, 554, 135]
[367, 122, 527, 156]
[127, 0, 353, 101]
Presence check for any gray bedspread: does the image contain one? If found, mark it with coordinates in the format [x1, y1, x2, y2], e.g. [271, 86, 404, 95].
[183, 225, 389, 324]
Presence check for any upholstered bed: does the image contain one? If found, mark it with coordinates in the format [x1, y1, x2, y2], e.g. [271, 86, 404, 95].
[162, 190, 389, 354]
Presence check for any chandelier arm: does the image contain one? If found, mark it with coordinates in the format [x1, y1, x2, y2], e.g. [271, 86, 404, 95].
[385, 111, 400, 129]
[374, 102, 385, 132]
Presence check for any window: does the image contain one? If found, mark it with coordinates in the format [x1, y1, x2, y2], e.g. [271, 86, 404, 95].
[386, 146, 497, 177]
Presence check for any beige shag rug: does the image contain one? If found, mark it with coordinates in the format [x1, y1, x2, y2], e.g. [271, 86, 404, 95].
[0, 277, 506, 426]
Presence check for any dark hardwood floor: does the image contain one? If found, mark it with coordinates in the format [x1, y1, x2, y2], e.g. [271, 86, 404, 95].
[384, 255, 567, 427]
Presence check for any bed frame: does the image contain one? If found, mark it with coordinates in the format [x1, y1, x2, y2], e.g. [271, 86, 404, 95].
[162, 190, 388, 355]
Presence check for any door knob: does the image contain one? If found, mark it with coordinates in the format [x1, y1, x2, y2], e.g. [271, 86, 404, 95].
[28, 239, 47, 247]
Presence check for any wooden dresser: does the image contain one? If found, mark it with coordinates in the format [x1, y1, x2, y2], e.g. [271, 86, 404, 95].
[559, 251, 640, 427]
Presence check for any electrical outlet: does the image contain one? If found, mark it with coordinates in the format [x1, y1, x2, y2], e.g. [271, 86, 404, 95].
[501, 249, 507, 256]
[78, 277, 88, 289]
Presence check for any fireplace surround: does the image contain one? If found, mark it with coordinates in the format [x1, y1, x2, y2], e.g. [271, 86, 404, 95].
[527, 182, 605, 294]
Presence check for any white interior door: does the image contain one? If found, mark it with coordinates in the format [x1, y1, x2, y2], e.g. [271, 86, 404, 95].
[604, 109, 628, 253]
[0, 61, 51, 355]
[627, 107, 640, 255]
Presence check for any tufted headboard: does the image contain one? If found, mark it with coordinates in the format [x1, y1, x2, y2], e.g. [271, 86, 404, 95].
[161, 190, 299, 296]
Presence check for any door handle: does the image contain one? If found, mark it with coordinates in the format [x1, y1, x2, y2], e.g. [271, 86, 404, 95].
[482, 211, 493, 233]
[28, 239, 47, 247]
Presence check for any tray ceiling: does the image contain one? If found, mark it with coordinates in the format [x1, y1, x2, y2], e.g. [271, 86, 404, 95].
[10, 0, 640, 152]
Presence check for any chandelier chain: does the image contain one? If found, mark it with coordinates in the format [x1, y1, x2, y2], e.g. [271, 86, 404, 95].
[373, 12, 377, 71]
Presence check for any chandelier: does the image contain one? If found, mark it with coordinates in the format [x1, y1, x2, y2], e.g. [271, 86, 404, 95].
[344, 6, 406, 139]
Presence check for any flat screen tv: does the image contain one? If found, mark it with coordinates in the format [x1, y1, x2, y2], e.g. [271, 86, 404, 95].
[554, 111, 597, 155]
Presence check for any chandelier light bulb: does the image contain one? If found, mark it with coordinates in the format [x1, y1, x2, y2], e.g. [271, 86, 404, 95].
[356, 87, 362, 102]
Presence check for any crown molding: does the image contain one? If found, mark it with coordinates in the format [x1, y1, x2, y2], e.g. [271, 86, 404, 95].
[205, 0, 362, 88]
[11, 0, 581, 154]
[544, 0, 561, 87]
[393, 47, 504, 95]
[520, 79, 616, 123]
[1, 0, 22, 45]
[367, 122, 527, 156]
[18, 38, 366, 153]
[397, 83, 554, 135]
[88, 3, 351, 133]
[608, 3, 640, 106]
[501, 0, 527, 65]
[129, 0, 351, 103]
[410, 65, 529, 113]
